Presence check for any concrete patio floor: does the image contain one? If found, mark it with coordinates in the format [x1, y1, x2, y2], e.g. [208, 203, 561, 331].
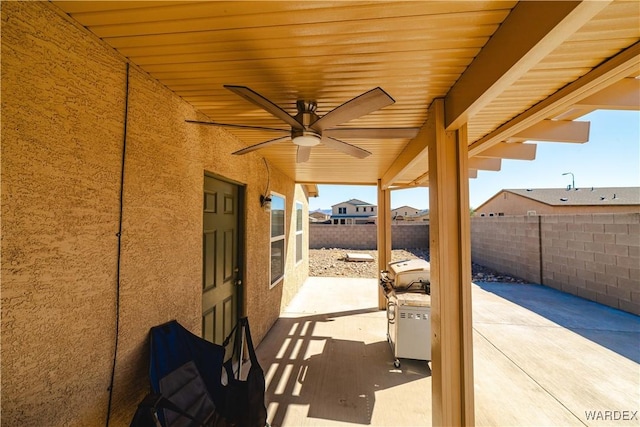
[255, 277, 640, 427]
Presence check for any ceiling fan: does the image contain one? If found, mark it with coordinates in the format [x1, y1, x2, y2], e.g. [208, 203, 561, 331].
[187, 85, 419, 163]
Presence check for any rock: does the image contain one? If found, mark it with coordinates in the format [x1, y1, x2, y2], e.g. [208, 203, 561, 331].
[309, 248, 526, 284]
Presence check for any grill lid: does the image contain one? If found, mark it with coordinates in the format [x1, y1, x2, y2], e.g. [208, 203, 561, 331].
[387, 259, 430, 292]
[388, 259, 430, 276]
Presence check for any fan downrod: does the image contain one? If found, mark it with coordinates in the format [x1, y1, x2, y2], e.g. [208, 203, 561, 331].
[294, 100, 319, 127]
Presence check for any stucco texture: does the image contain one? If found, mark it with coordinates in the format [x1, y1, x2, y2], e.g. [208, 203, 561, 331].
[1, 2, 309, 425]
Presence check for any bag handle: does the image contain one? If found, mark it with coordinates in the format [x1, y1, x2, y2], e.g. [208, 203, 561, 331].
[241, 318, 259, 366]
[221, 317, 260, 380]
[221, 321, 239, 348]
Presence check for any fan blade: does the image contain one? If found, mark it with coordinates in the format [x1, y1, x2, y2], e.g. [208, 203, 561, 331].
[224, 85, 302, 130]
[232, 136, 289, 156]
[311, 87, 395, 131]
[297, 146, 312, 163]
[323, 127, 419, 139]
[186, 120, 289, 133]
[321, 136, 371, 159]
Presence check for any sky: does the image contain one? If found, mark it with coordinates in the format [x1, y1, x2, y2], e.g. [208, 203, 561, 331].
[309, 109, 640, 211]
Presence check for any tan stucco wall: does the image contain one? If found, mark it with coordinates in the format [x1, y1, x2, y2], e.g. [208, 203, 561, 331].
[1, 2, 308, 425]
[475, 191, 639, 215]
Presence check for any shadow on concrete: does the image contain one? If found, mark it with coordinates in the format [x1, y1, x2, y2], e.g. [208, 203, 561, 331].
[475, 282, 640, 363]
[257, 308, 430, 426]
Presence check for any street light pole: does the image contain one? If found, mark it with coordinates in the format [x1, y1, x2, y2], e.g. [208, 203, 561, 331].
[562, 172, 575, 190]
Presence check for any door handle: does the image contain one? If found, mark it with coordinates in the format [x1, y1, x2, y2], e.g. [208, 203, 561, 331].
[234, 267, 242, 286]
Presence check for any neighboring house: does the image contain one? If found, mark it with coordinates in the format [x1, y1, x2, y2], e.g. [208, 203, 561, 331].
[309, 210, 330, 222]
[331, 199, 377, 224]
[392, 205, 421, 220]
[407, 209, 430, 222]
[475, 187, 640, 216]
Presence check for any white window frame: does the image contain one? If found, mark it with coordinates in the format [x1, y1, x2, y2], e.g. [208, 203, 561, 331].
[295, 201, 303, 264]
[270, 192, 286, 288]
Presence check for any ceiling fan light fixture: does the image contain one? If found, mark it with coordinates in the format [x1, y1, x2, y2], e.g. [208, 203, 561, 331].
[292, 130, 321, 147]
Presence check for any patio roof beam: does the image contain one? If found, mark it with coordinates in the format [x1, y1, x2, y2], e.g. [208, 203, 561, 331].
[469, 42, 640, 157]
[468, 157, 501, 171]
[444, 0, 610, 131]
[389, 183, 428, 190]
[506, 120, 590, 144]
[409, 171, 430, 187]
[572, 77, 640, 111]
[475, 142, 537, 161]
[416, 169, 480, 181]
[380, 124, 430, 190]
[383, 1, 609, 189]
[554, 78, 639, 120]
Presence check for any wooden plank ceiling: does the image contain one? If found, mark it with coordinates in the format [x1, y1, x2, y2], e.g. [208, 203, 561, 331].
[52, 1, 640, 187]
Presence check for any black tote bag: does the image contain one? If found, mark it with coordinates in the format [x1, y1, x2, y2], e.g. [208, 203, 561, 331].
[218, 317, 267, 427]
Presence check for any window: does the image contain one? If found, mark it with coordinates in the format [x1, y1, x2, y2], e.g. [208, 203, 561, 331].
[295, 202, 303, 264]
[270, 193, 285, 287]
[338, 207, 346, 214]
[356, 207, 359, 212]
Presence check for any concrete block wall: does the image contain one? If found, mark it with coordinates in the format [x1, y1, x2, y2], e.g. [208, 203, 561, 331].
[471, 214, 640, 315]
[310, 224, 378, 249]
[470, 216, 542, 283]
[311, 216, 638, 314]
[540, 213, 639, 315]
[392, 223, 430, 249]
[309, 223, 429, 250]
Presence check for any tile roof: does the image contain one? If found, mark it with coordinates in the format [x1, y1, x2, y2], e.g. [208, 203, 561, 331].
[330, 214, 376, 218]
[392, 205, 420, 211]
[505, 187, 640, 206]
[331, 198, 375, 207]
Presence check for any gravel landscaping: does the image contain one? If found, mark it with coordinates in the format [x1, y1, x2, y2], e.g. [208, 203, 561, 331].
[309, 248, 527, 283]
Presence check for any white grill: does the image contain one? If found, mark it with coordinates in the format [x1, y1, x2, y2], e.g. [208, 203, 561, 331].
[381, 260, 431, 368]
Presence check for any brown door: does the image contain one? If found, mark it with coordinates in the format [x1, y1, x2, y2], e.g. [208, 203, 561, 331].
[202, 175, 240, 346]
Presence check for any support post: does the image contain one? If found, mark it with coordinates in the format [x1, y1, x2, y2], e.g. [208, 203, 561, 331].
[377, 180, 392, 310]
[428, 99, 475, 426]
